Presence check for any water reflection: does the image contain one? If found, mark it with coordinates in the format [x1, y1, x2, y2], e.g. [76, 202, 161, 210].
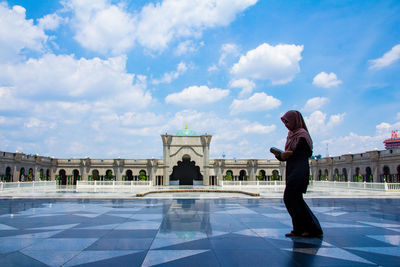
[160, 199, 211, 236]
[288, 236, 322, 266]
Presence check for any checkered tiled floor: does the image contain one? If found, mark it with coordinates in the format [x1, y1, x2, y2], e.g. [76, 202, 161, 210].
[0, 198, 399, 266]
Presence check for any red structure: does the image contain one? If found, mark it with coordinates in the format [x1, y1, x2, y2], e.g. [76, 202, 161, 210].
[383, 130, 400, 149]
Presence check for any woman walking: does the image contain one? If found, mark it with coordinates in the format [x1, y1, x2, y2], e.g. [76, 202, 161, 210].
[271, 110, 323, 238]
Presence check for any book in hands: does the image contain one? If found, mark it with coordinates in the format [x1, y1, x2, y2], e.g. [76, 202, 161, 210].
[270, 147, 283, 154]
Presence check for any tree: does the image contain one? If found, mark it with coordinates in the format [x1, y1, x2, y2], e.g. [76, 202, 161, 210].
[224, 173, 233, 181]
[139, 171, 147, 181]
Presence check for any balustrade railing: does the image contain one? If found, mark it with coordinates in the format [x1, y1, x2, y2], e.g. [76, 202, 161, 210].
[220, 180, 285, 187]
[76, 180, 153, 188]
[0, 181, 56, 191]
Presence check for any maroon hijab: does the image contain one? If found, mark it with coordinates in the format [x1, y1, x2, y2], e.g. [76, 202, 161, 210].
[281, 110, 313, 151]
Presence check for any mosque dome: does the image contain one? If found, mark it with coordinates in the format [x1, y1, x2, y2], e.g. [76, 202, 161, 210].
[176, 125, 197, 135]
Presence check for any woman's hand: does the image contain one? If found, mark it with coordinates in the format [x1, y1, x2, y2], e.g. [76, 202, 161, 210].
[280, 151, 293, 160]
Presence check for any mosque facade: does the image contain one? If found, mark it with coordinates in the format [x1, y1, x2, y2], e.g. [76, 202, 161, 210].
[1, 127, 400, 185]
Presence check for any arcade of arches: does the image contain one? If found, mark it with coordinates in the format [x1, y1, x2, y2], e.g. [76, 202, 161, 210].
[1, 132, 400, 185]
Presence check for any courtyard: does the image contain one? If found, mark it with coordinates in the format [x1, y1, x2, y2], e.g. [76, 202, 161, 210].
[0, 195, 399, 266]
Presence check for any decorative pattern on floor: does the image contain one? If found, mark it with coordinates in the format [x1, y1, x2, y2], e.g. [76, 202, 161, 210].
[0, 198, 399, 266]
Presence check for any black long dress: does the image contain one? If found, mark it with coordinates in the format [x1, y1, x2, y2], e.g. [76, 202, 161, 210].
[278, 137, 323, 236]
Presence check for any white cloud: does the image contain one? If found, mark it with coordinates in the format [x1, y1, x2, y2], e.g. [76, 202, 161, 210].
[65, 0, 257, 54]
[302, 97, 329, 113]
[165, 85, 229, 106]
[136, 0, 257, 51]
[0, 54, 152, 109]
[320, 121, 400, 156]
[152, 62, 187, 84]
[243, 123, 276, 134]
[65, 0, 136, 55]
[230, 92, 281, 115]
[0, 3, 47, 61]
[312, 72, 342, 88]
[369, 44, 400, 70]
[208, 64, 218, 72]
[231, 43, 303, 84]
[229, 78, 255, 98]
[174, 40, 203, 56]
[219, 43, 240, 65]
[38, 13, 64, 30]
[304, 110, 345, 137]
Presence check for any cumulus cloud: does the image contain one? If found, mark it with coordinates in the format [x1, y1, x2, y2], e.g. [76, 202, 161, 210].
[37, 13, 64, 30]
[0, 3, 47, 61]
[166, 85, 229, 106]
[219, 43, 240, 65]
[174, 40, 203, 56]
[229, 78, 255, 98]
[152, 62, 187, 84]
[65, 0, 136, 55]
[65, 0, 257, 54]
[302, 97, 329, 113]
[312, 72, 342, 88]
[320, 121, 400, 156]
[231, 43, 303, 84]
[369, 44, 400, 70]
[304, 110, 345, 137]
[230, 92, 281, 115]
[0, 54, 152, 108]
[136, 0, 257, 51]
[243, 122, 276, 134]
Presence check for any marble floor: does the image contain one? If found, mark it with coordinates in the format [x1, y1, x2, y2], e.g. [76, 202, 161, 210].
[0, 197, 399, 266]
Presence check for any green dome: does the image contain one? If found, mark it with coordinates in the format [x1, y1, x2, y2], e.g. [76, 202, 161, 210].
[177, 125, 197, 135]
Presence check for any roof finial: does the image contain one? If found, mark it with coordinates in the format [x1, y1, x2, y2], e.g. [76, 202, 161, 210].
[185, 123, 188, 129]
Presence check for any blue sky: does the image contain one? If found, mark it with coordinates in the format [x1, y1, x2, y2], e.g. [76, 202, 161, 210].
[0, 0, 399, 159]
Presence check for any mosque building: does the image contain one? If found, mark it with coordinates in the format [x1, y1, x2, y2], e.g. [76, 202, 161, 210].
[1, 126, 400, 185]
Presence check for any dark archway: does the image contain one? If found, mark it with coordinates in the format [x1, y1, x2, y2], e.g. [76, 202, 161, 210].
[126, 170, 133, 181]
[5, 167, 12, 182]
[272, 170, 280, 181]
[258, 170, 266, 181]
[59, 169, 67, 185]
[39, 169, 44, 181]
[383, 166, 390, 182]
[170, 155, 202, 185]
[366, 167, 372, 182]
[239, 170, 247, 181]
[46, 169, 50, 181]
[19, 168, 26, 182]
[28, 168, 34, 181]
[92, 170, 100, 181]
[105, 169, 114, 180]
[324, 169, 329, 181]
[342, 168, 347, 182]
[334, 169, 339, 181]
[318, 169, 322, 181]
[73, 169, 80, 185]
[355, 167, 361, 182]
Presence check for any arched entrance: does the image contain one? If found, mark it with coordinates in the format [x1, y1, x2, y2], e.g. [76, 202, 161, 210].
[342, 168, 347, 181]
[73, 169, 80, 185]
[258, 170, 266, 181]
[5, 167, 12, 182]
[366, 167, 372, 182]
[19, 168, 26, 182]
[59, 169, 67, 185]
[334, 169, 339, 181]
[126, 170, 133, 181]
[170, 155, 203, 185]
[382, 166, 390, 182]
[239, 170, 247, 181]
[92, 170, 100, 181]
